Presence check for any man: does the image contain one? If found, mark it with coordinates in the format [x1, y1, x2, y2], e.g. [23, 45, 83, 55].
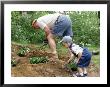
[32, 13, 73, 62]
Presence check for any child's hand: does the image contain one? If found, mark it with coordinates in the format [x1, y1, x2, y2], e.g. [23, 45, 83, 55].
[74, 58, 79, 64]
[63, 60, 70, 67]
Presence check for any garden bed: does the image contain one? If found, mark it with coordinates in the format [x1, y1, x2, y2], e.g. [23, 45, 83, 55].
[11, 43, 100, 77]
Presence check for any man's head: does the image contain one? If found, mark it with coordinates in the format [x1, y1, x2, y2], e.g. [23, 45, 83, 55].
[32, 19, 40, 29]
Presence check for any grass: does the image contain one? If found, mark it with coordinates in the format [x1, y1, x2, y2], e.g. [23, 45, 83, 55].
[91, 55, 100, 68]
[88, 46, 100, 68]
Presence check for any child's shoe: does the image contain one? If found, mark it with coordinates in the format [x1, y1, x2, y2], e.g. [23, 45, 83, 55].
[73, 73, 85, 77]
[84, 73, 88, 77]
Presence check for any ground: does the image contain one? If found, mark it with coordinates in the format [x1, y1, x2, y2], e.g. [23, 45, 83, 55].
[11, 42, 100, 77]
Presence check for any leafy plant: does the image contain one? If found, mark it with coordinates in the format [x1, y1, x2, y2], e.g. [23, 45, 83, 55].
[11, 11, 100, 46]
[11, 59, 17, 67]
[67, 60, 77, 71]
[29, 56, 49, 64]
[17, 46, 30, 57]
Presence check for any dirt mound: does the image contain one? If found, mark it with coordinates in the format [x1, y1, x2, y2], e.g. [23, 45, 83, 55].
[11, 43, 99, 77]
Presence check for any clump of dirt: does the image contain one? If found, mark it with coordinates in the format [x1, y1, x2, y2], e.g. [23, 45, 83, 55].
[11, 43, 100, 77]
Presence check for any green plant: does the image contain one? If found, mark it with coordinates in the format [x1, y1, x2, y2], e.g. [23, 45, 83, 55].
[11, 11, 47, 44]
[11, 59, 17, 67]
[11, 11, 100, 46]
[67, 60, 77, 71]
[29, 56, 49, 64]
[17, 46, 30, 57]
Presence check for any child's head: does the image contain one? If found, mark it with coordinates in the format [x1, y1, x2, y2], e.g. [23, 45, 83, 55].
[59, 36, 73, 48]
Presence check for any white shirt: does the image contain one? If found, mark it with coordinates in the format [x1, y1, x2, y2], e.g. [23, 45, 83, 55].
[37, 13, 61, 29]
[71, 44, 83, 55]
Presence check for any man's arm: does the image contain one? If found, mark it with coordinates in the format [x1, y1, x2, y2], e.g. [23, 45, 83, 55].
[44, 26, 57, 54]
[44, 26, 51, 38]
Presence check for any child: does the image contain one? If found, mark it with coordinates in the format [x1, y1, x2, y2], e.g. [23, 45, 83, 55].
[59, 36, 92, 77]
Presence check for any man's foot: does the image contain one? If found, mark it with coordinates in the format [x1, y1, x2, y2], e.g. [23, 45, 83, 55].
[49, 53, 60, 62]
[51, 52, 58, 58]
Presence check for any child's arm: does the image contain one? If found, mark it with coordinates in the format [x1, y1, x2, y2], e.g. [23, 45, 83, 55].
[76, 52, 82, 63]
[66, 48, 74, 64]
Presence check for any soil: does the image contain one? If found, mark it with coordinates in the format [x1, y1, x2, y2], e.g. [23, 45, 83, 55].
[11, 43, 100, 77]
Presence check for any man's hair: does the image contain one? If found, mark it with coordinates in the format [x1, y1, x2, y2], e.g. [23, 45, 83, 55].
[32, 19, 37, 27]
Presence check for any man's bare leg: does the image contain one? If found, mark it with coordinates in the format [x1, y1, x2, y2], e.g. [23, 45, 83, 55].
[47, 34, 65, 68]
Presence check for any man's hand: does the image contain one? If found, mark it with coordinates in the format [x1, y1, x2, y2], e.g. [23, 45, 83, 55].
[43, 39, 48, 44]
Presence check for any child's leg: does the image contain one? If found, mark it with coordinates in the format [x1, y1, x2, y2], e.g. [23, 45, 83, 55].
[83, 67, 87, 74]
[77, 67, 84, 76]
[83, 67, 88, 76]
